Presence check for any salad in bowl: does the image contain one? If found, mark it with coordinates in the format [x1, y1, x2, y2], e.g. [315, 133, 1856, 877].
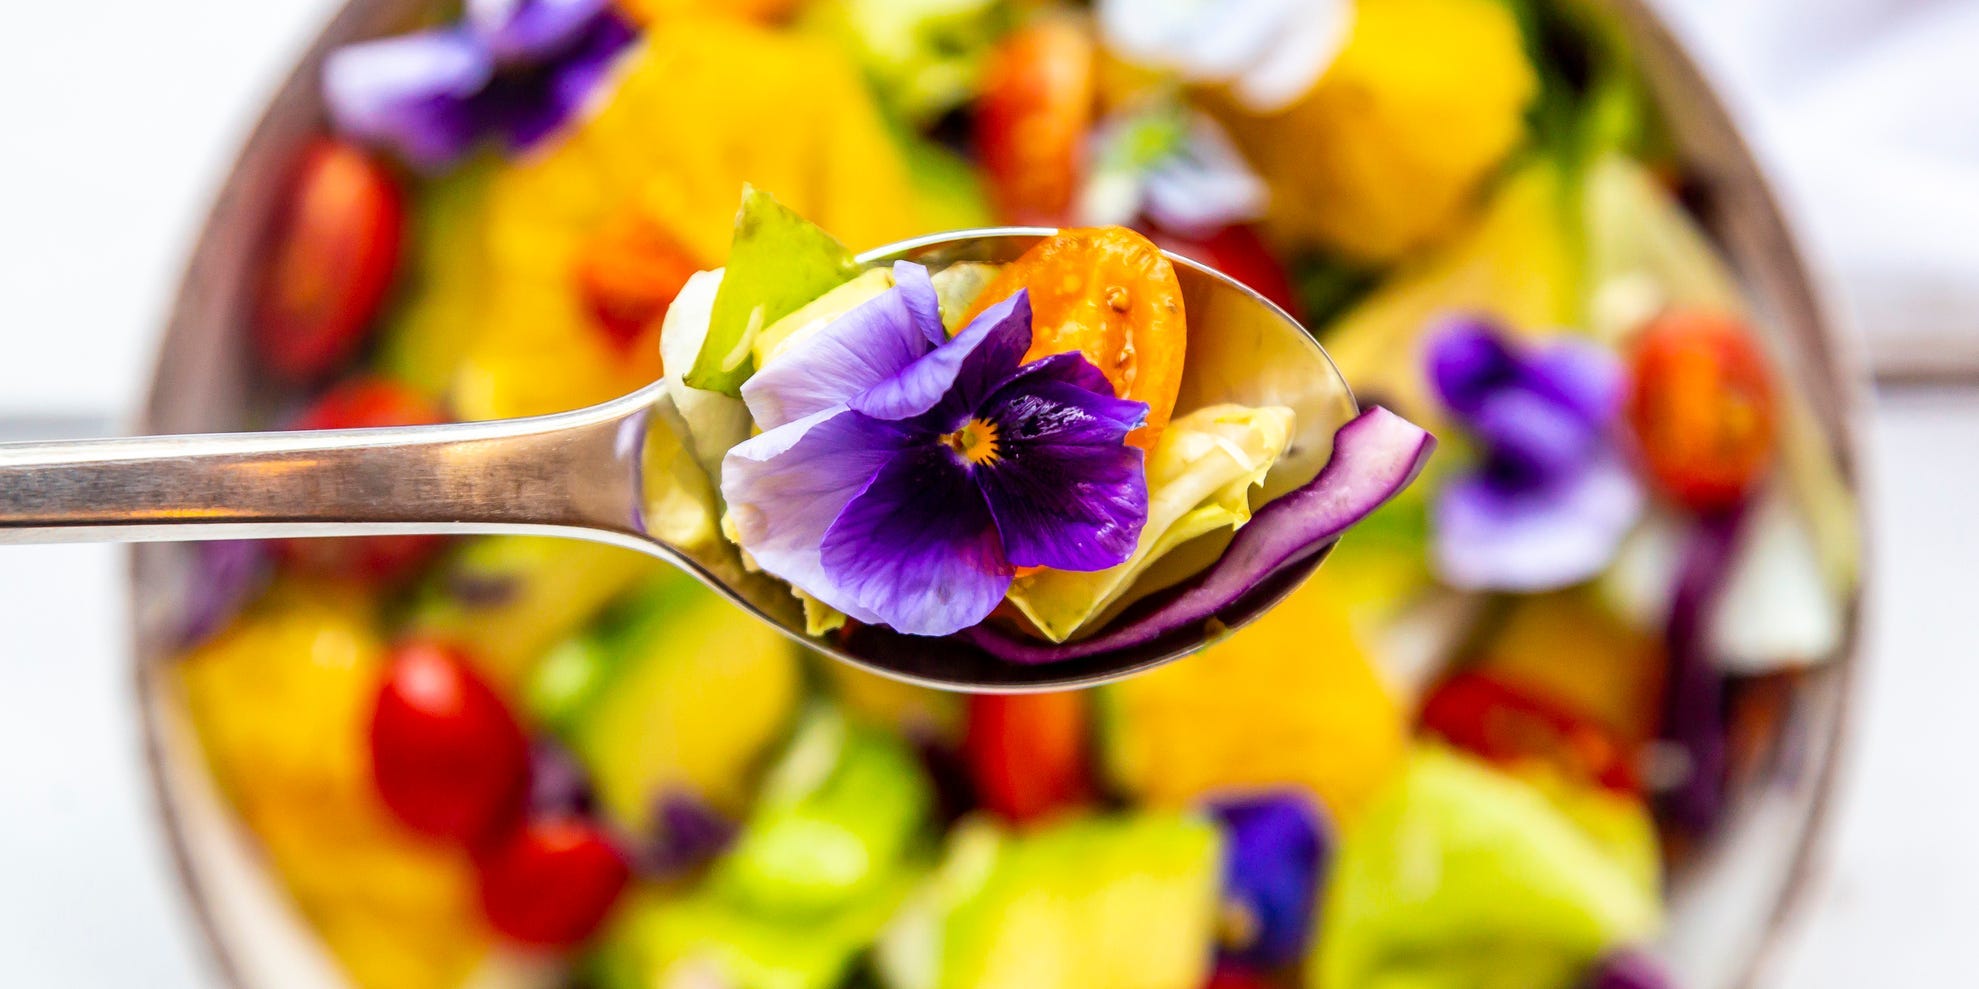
[144, 0, 1863, 988]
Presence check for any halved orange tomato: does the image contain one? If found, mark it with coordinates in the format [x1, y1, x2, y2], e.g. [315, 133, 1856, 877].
[975, 15, 1095, 226]
[1625, 309, 1777, 511]
[963, 226, 1186, 450]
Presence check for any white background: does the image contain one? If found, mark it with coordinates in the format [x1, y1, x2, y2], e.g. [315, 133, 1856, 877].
[3, 0, 1977, 984]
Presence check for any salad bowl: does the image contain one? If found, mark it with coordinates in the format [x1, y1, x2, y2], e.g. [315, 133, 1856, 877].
[128, 1, 1869, 988]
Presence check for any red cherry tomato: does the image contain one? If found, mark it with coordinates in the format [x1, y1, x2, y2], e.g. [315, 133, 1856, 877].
[1149, 224, 1302, 321]
[276, 378, 447, 583]
[1204, 968, 1276, 989]
[253, 140, 405, 382]
[477, 817, 631, 947]
[964, 691, 1092, 824]
[369, 640, 531, 845]
[975, 15, 1094, 225]
[1625, 309, 1777, 511]
[1419, 672, 1640, 794]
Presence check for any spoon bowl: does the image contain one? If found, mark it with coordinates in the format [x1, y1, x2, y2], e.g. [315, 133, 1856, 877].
[0, 228, 1353, 691]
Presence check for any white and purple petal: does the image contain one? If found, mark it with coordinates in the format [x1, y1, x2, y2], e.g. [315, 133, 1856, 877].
[851, 289, 1033, 425]
[719, 408, 913, 624]
[976, 378, 1150, 571]
[1467, 388, 1601, 484]
[893, 261, 948, 346]
[483, 10, 636, 152]
[323, 29, 493, 170]
[1424, 317, 1520, 420]
[820, 447, 1013, 637]
[741, 287, 933, 431]
[466, 0, 611, 63]
[1432, 451, 1645, 592]
[1524, 336, 1626, 427]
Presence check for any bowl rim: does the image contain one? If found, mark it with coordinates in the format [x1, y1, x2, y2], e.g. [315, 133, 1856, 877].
[127, 1, 1876, 986]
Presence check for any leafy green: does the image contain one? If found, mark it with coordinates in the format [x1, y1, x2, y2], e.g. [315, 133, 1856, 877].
[687, 186, 867, 395]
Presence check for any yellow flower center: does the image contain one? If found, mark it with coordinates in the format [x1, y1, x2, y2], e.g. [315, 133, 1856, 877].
[943, 419, 1001, 466]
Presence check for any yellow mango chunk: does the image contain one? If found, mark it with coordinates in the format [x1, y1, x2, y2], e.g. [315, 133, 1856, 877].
[1213, 0, 1538, 263]
[180, 585, 488, 989]
[450, 17, 930, 420]
[1103, 570, 1409, 823]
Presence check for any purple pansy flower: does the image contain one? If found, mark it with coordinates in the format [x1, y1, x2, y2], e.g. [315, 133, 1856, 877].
[721, 262, 1150, 637]
[1206, 792, 1331, 968]
[1425, 317, 1643, 591]
[323, 0, 635, 170]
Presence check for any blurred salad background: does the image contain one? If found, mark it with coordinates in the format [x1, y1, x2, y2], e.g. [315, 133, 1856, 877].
[0, 0, 1976, 987]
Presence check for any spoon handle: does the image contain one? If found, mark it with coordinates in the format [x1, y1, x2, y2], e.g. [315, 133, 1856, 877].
[0, 403, 648, 546]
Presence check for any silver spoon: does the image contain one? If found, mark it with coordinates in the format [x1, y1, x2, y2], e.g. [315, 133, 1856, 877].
[0, 229, 1355, 691]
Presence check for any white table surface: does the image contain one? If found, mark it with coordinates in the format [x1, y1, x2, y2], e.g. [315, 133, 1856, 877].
[2, 1, 1975, 985]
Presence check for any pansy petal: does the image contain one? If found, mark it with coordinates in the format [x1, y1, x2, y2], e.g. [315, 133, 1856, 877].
[821, 447, 1013, 637]
[720, 408, 913, 624]
[977, 379, 1150, 571]
[740, 288, 932, 431]
[893, 261, 948, 346]
[1424, 317, 1519, 419]
[1208, 791, 1330, 967]
[1432, 452, 1644, 592]
[485, 11, 636, 152]
[851, 289, 1033, 425]
[1469, 389, 1600, 484]
[323, 30, 493, 169]
[1005, 349, 1118, 397]
[1525, 336, 1625, 426]
[466, 0, 610, 62]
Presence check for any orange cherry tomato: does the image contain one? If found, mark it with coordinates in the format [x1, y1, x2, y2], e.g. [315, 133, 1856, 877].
[1419, 672, 1641, 794]
[276, 377, 447, 584]
[369, 640, 531, 845]
[964, 691, 1092, 824]
[477, 817, 630, 948]
[253, 140, 405, 382]
[963, 227, 1186, 449]
[975, 15, 1095, 225]
[572, 213, 701, 352]
[1625, 309, 1777, 511]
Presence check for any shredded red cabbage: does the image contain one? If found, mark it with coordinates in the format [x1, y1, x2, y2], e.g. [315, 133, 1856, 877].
[962, 406, 1434, 665]
[1656, 507, 1746, 833]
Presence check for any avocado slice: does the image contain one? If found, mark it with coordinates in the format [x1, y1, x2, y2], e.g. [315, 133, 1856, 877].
[568, 570, 805, 826]
[715, 707, 935, 917]
[882, 812, 1222, 989]
[1313, 747, 1661, 989]
[587, 706, 935, 989]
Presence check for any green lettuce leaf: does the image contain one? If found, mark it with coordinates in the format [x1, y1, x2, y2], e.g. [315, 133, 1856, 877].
[686, 185, 867, 395]
[1005, 404, 1295, 642]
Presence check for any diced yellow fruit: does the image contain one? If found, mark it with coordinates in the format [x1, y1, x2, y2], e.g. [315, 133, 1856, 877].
[421, 17, 933, 420]
[179, 584, 489, 989]
[823, 658, 964, 741]
[1213, 0, 1538, 263]
[251, 798, 487, 989]
[1103, 571, 1409, 823]
[179, 581, 385, 808]
[1475, 592, 1666, 745]
[613, 0, 805, 26]
[1321, 160, 1582, 427]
